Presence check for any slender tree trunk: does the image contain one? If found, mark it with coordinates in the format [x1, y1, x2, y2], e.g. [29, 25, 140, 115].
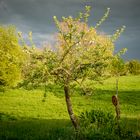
[116, 77, 120, 120]
[116, 78, 118, 96]
[64, 85, 79, 129]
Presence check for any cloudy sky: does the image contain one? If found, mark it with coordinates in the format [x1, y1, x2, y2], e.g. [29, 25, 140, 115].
[0, 0, 140, 60]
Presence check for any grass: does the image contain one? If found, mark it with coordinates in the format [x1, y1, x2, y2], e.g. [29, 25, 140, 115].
[0, 75, 140, 139]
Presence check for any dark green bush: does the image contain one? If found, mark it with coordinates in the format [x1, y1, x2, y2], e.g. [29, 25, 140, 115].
[78, 110, 135, 140]
[79, 109, 115, 128]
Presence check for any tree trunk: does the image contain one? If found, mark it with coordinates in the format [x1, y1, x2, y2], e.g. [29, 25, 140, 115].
[116, 78, 120, 120]
[64, 85, 79, 129]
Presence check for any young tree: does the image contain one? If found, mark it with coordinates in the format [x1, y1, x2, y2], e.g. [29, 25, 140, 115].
[109, 48, 127, 123]
[0, 25, 25, 88]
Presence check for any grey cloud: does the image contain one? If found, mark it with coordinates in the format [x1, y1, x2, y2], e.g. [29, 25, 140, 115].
[0, 0, 140, 60]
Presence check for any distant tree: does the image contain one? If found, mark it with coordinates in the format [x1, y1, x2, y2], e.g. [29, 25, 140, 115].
[127, 60, 140, 75]
[0, 25, 25, 88]
[110, 52, 128, 76]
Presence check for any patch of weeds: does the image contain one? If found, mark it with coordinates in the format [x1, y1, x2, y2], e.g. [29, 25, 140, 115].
[78, 109, 135, 140]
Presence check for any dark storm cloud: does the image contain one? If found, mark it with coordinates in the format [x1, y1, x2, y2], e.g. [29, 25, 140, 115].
[0, 0, 140, 60]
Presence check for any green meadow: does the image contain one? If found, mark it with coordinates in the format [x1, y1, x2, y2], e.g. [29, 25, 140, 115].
[0, 75, 140, 140]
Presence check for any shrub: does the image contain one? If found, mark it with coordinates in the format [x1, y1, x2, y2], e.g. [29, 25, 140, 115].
[78, 109, 135, 140]
[79, 109, 115, 128]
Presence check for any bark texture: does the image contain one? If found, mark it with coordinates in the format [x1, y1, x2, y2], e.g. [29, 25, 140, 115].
[64, 85, 79, 129]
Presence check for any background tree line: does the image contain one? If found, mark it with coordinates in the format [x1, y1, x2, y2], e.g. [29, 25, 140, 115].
[0, 25, 139, 89]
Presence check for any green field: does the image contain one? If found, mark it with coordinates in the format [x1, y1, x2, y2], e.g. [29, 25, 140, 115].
[0, 75, 140, 139]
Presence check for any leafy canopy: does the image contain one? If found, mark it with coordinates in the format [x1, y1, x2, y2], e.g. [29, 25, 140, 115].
[0, 25, 25, 87]
[52, 6, 115, 87]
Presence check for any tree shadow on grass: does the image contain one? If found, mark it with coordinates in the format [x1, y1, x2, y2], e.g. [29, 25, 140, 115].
[91, 89, 140, 105]
[0, 113, 140, 140]
[0, 113, 75, 140]
[119, 117, 140, 139]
